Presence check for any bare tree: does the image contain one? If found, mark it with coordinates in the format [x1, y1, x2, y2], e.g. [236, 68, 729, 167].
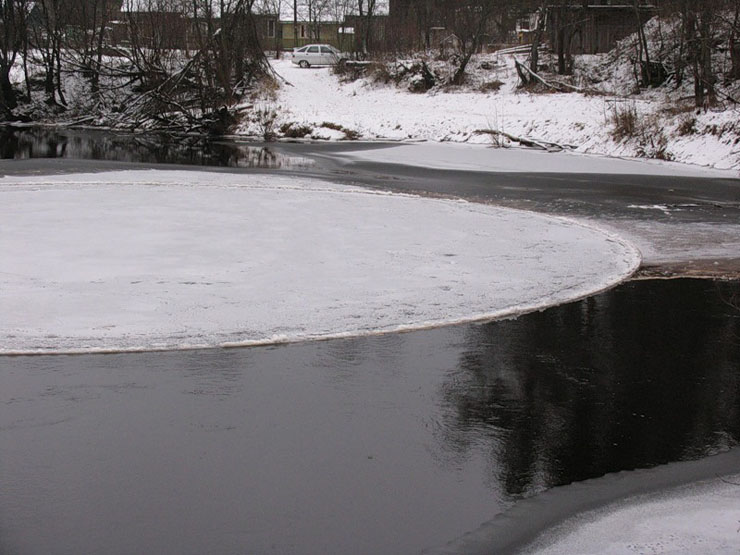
[729, 1, 740, 80]
[66, 0, 116, 93]
[441, 0, 504, 85]
[31, 0, 68, 105]
[356, 0, 377, 54]
[0, 0, 28, 114]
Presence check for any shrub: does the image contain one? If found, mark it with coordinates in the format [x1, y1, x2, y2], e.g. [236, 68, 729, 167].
[480, 80, 504, 93]
[320, 121, 343, 131]
[319, 121, 361, 140]
[609, 102, 673, 160]
[677, 116, 697, 136]
[609, 102, 638, 141]
[254, 105, 278, 141]
[280, 122, 313, 138]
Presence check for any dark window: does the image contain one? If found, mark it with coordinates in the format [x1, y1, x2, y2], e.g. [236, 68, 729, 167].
[267, 19, 275, 38]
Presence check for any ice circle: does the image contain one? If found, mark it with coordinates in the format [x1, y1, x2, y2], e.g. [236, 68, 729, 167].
[0, 170, 640, 354]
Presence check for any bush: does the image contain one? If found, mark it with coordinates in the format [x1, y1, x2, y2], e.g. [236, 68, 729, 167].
[333, 60, 371, 82]
[279, 122, 313, 138]
[320, 121, 361, 140]
[254, 105, 278, 141]
[609, 101, 673, 160]
[677, 116, 697, 136]
[480, 80, 504, 93]
[609, 102, 638, 141]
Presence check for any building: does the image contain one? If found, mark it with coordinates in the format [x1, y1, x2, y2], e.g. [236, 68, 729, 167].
[546, 2, 657, 55]
[279, 20, 354, 51]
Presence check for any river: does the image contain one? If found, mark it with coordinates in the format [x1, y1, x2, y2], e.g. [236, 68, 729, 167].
[1, 127, 739, 554]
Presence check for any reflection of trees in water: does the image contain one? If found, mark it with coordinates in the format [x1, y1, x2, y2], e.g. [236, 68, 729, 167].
[442, 279, 740, 499]
[1, 128, 313, 168]
[2, 127, 68, 158]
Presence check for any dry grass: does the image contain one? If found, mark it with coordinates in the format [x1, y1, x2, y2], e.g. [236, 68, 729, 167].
[279, 122, 312, 138]
[609, 101, 672, 160]
[479, 80, 504, 93]
[609, 102, 639, 141]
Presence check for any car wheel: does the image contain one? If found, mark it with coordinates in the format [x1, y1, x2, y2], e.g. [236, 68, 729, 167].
[299, 60, 309, 68]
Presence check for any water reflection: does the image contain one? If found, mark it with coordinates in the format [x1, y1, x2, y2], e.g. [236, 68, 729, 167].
[0, 126, 314, 169]
[443, 279, 740, 499]
[1, 280, 739, 555]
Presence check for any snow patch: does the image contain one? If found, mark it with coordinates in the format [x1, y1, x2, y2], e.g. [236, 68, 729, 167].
[522, 476, 740, 555]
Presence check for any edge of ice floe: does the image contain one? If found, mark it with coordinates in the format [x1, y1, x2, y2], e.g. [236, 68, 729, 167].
[0, 174, 642, 355]
[2, 220, 641, 356]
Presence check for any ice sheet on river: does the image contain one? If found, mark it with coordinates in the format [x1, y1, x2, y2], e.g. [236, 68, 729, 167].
[331, 142, 738, 177]
[0, 170, 640, 354]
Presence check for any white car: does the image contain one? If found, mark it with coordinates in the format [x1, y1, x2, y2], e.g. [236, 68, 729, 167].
[291, 44, 349, 67]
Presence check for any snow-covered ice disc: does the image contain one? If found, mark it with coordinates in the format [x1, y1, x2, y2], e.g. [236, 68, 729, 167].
[0, 170, 640, 354]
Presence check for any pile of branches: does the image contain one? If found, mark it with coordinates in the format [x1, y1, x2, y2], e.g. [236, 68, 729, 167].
[112, 0, 273, 133]
[0, 0, 273, 133]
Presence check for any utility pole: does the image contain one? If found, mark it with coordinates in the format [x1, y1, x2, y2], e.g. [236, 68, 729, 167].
[294, 0, 298, 48]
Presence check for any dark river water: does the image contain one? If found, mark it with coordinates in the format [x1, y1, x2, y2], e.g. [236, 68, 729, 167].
[0, 126, 315, 169]
[2, 279, 739, 555]
[1, 126, 740, 554]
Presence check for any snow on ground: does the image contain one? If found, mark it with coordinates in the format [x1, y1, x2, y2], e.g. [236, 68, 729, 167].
[264, 59, 740, 172]
[0, 170, 639, 354]
[521, 476, 740, 555]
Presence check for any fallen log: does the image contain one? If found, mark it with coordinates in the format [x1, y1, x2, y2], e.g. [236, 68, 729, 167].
[515, 59, 583, 93]
[472, 128, 573, 152]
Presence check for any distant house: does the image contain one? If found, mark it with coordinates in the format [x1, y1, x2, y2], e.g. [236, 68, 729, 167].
[254, 13, 281, 52]
[387, 0, 515, 52]
[108, 10, 279, 52]
[546, 2, 657, 55]
[343, 14, 387, 52]
[279, 20, 355, 51]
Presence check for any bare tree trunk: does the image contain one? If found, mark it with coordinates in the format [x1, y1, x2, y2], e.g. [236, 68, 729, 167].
[729, 3, 740, 80]
[55, 40, 66, 105]
[557, 27, 566, 74]
[293, 0, 298, 48]
[633, 0, 654, 86]
[0, 69, 16, 112]
[698, 7, 715, 105]
[529, 3, 546, 73]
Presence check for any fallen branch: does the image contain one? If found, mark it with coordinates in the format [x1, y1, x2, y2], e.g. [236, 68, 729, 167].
[472, 128, 573, 151]
[515, 59, 584, 93]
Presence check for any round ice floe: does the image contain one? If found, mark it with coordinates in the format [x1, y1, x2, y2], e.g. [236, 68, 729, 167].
[0, 170, 640, 354]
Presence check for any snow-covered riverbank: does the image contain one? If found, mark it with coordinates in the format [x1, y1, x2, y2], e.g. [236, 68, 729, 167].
[257, 58, 740, 173]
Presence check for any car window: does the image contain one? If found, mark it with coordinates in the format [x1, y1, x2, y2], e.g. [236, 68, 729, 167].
[320, 46, 333, 54]
[296, 47, 307, 52]
[307, 46, 319, 53]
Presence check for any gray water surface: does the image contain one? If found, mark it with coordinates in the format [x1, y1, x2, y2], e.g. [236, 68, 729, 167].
[2, 279, 739, 555]
[2, 128, 739, 554]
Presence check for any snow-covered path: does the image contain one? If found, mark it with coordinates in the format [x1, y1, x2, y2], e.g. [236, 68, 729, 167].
[0, 170, 639, 354]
